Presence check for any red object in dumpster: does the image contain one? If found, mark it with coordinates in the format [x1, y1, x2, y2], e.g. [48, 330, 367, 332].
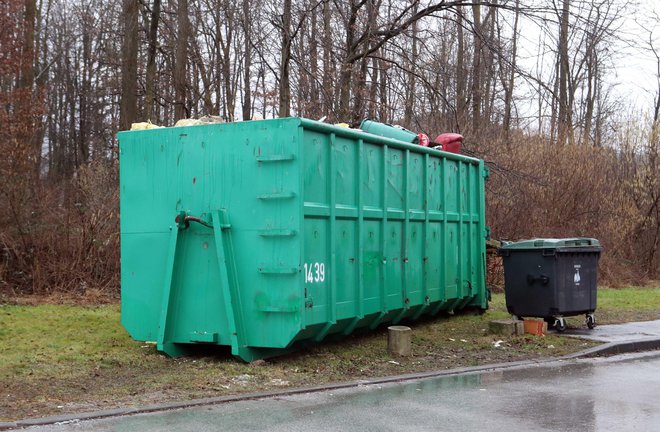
[417, 133, 430, 147]
[434, 133, 463, 154]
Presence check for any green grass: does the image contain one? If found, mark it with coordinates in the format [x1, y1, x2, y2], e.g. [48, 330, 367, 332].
[1, 285, 658, 421]
[0, 305, 137, 379]
[597, 285, 660, 311]
[591, 285, 660, 324]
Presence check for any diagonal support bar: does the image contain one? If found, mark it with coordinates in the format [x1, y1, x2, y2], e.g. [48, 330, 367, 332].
[157, 222, 181, 355]
[211, 210, 246, 356]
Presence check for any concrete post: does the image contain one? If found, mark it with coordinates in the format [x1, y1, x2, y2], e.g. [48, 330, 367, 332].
[388, 325, 412, 356]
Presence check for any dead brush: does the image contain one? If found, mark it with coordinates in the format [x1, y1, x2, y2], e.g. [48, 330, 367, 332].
[0, 161, 120, 297]
[481, 130, 658, 287]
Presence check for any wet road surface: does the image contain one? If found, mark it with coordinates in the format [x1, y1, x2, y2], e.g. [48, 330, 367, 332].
[23, 351, 660, 432]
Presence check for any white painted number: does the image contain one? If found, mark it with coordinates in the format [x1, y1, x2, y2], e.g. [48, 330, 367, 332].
[304, 262, 326, 283]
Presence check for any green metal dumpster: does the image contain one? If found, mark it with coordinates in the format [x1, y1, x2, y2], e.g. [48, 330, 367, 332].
[118, 118, 489, 361]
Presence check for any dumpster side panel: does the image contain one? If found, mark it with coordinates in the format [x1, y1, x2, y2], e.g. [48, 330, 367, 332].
[300, 121, 487, 340]
[120, 233, 170, 342]
[241, 121, 302, 347]
[301, 129, 333, 328]
[120, 120, 304, 351]
[470, 160, 489, 309]
[120, 128, 203, 343]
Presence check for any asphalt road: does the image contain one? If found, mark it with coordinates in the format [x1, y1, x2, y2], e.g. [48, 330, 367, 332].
[22, 351, 660, 432]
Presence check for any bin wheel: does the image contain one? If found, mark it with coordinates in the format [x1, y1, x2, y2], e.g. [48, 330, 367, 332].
[555, 318, 566, 332]
[586, 314, 596, 330]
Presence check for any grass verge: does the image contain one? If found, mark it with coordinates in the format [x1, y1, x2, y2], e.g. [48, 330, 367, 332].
[1, 286, 659, 421]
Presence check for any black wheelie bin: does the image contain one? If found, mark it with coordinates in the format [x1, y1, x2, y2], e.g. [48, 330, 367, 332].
[499, 238, 602, 332]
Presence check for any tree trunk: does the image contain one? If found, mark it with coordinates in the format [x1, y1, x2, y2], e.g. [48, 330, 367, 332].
[368, 56, 378, 119]
[502, 0, 519, 136]
[338, 63, 352, 121]
[338, 0, 360, 120]
[119, 0, 138, 130]
[403, 2, 419, 129]
[352, 0, 376, 124]
[21, 0, 36, 90]
[192, 38, 215, 115]
[550, 50, 559, 142]
[295, 20, 307, 116]
[379, 54, 388, 122]
[582, 48, 595, 146]
[174, 0, 190, 121]
[241, 0, 252, 120]
[221, 5, 235, 122]
[455, 6, 466, 130]
[482, 3, 496, 125]
[471, 2, 482, 135]
[308, 2, 319, 118]
[322, 0, 332, 117]
[352, 57, 368, 123]
[79, 16, 91, 165]
[22, 0, 39, 175]
[557, 0, 570, 145]
[145, 0, 161, 122]
[278, 0, 292, 117]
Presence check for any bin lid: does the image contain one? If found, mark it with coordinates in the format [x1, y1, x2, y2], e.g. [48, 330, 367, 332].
[500, 237, 601, 250]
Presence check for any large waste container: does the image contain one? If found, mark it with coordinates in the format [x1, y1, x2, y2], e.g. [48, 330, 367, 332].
[118, 118, 489, 361]
[499, 238, 602, 331]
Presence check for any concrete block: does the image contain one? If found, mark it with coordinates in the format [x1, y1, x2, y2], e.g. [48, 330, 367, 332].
[489, 319, 524, 336]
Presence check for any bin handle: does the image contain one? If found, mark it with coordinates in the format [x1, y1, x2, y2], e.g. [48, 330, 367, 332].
[527, 274, 550, 285]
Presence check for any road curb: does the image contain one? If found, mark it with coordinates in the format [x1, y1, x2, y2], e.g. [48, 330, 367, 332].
[3, 338, 660, 430]
[561, 337, 660, 358]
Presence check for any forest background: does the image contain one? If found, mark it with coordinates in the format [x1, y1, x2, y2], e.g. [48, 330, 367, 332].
[1, 0, 658, 297]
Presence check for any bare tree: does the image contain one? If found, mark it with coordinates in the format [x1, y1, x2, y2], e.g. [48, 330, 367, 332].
[402, 1, 419, 129]
[145, 0, 161, 121]
[455, 6, 467, 130]
[556, 0, 570, 145]
[501, 0, 519, 136]
[119, 0, 138, 130]
[241, 0, 253, 120]
[471, 2, 482, 133]
[174, 0, 190, 120]
[278, 0, 292, 117]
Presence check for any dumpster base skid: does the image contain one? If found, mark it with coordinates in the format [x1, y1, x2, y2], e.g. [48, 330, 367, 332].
[151, 294, 483, 362]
